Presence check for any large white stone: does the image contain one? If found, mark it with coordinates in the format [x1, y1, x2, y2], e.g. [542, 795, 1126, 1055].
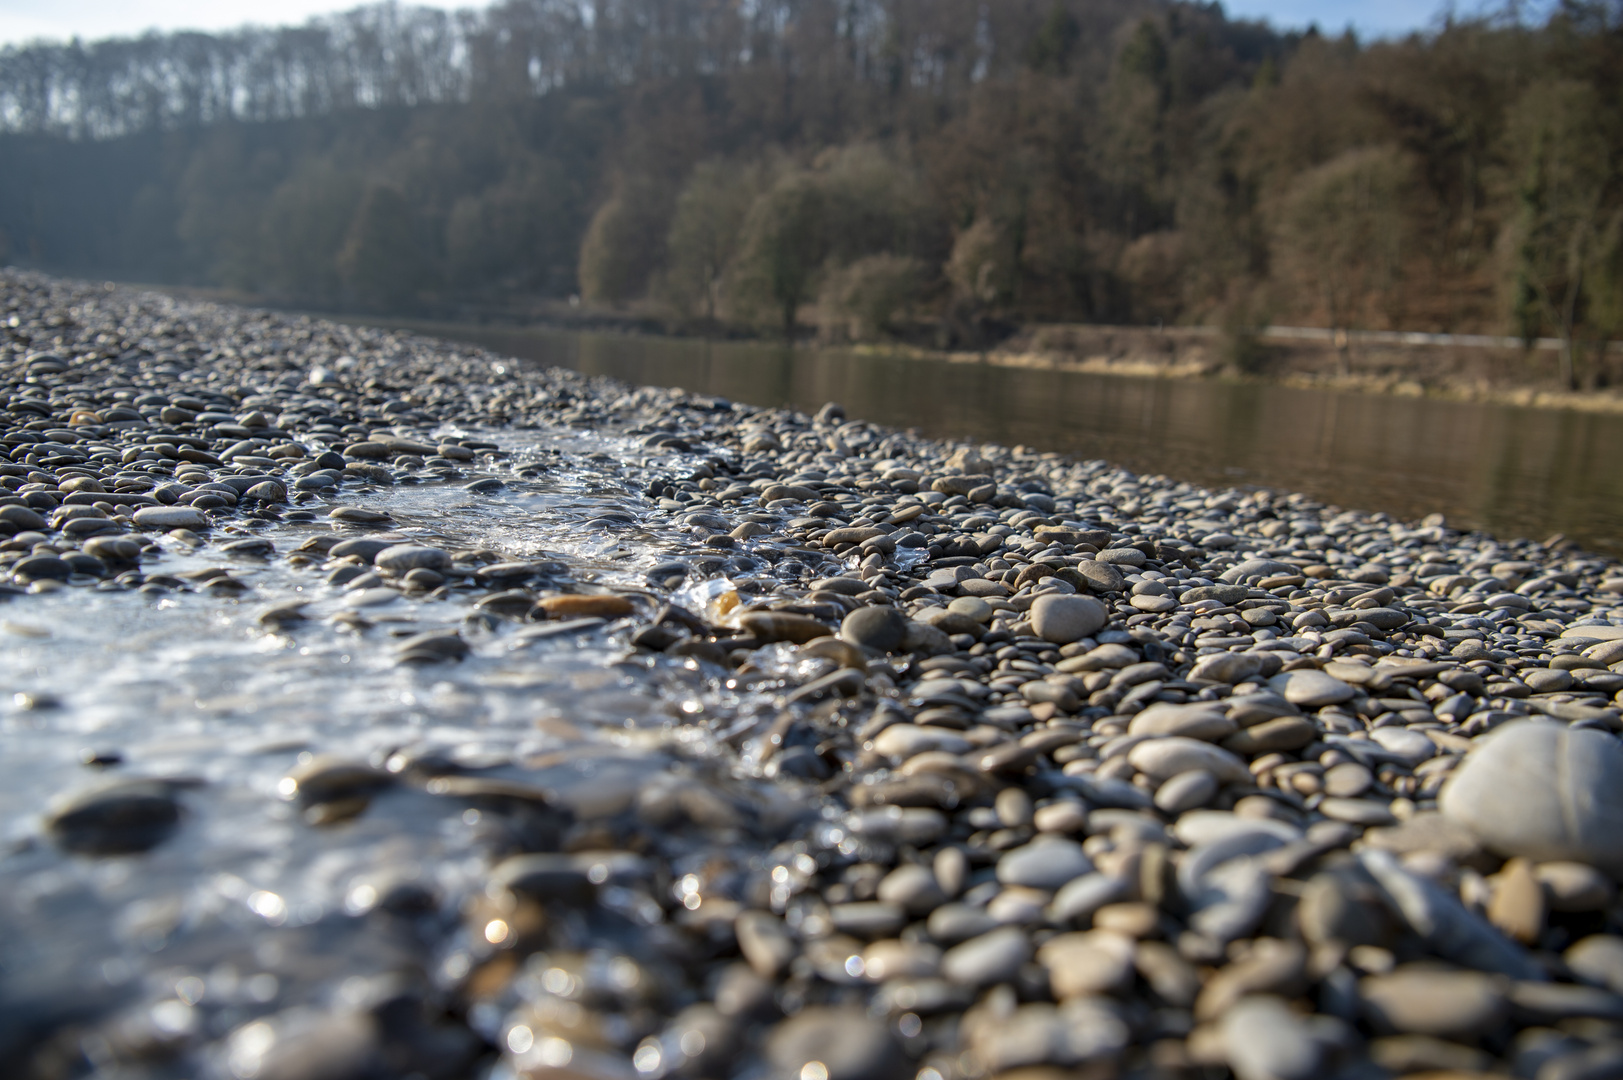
[1440, 721, 1623, 874]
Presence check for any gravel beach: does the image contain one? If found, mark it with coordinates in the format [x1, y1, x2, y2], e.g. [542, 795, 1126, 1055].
[6, 268, 1623, 1080]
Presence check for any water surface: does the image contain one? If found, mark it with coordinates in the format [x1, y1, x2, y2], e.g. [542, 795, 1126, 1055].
[395, 322, 1623, 557]
[0, 423, 800, 1060]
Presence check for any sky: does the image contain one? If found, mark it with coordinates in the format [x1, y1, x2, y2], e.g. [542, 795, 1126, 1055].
[1222, 0, 1466, 37]
[0, 0, 1482, 49]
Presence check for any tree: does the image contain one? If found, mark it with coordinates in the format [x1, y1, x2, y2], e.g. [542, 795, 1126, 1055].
[946, 217, 1020, 309]
[261, 160, 364, 300]
[660, 159, 767, 322]
[728, 172, 827, 337]
[4, 0, 1621, 345]
[724, 146, 943, 337]
[336, 184, 432, 311]
[446, 155, 577, 295]
[1101, 18, 1172, 240]
[577, 178, 672, 307]
[1026, 3, 1081, 76]
[815, 254, 926, 342]
[1273, 145, 1415, 373]
[1505, 79, 1620, 389]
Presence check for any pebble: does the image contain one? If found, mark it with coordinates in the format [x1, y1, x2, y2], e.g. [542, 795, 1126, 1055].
[928, 903, 999, 944]
[1037, 930, 1135, 997]
[1029, 593, 1108, 644]
[0, 505, 47, 530]
[735, 911, 796, 978]
[1487, 857, 1544, 942]
[861, 939, 940, 980]
[1033, 799, 1087, 833]
[1129, 702, 1236, 740]
[1441, 721, 1623, 871]
[1323, 761, 1374, 797]
[1370, 725, 1436, 763]
[1538, 862, 1615, 912]
[934, 846, 968, 897]
[996, 838, 1094, 890]
[840, 605, 909, 651]
[765, 1007, 903, 1080]
[329, 507, 392, 524]
[1220, 715, 1315, 754]
[1190, 651, 1264, 683]
[1222, 995, 1326, 1080]
[1073, 559, 1124, 592]
[1049, 873, 1131, 923]
[872, 725, 971, 757]
[876, 863, 945, 914]
[940, 926, 1030, 986]
[1128, 736, 1250, 783]
[222, 1010, 381, 1080]
[373, 544, 451, 572]
[1359, 969, 1508, 1037]
[43, 778, 181, 854]
[131, 505, 209, 530]
[533, 594, 635, 619]
[1567, 936, 1623, 994]
[7, 268, 1623, 1079]
[1269, 668, 1355, 706]
[994, 787, 1033, 828]
[1155, 768, 1219, 812]
[11, 555, 71, 582]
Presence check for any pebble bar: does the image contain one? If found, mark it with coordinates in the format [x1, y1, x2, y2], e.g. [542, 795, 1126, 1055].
[5, 268, 1623, 1080]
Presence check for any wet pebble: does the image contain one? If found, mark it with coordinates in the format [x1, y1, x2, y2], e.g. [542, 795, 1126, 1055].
[44, 778, 181, 854]
[764, 1007, 903, 1080]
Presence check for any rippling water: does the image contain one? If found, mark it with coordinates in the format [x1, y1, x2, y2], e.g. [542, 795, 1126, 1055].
[0, 424, 809, 1063]
[386, 322, 1623, 556]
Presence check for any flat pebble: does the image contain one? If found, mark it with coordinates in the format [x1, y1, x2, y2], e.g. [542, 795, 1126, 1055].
[1441, 721, 1623, 871]
[997, 838, 1094, 890]
[44, 778, 181, 854]
[1222, 995, 1326, 1080]
[1269, 668, 1355, 706]
[1029, 593, 1108, 644]
[941, 926, 1030, 986]
[1128, 736, 1249, 784]
[765, 1007, 902, 1080]
[131, 506, 209, 529]
[1360, 968, 1508, 1038]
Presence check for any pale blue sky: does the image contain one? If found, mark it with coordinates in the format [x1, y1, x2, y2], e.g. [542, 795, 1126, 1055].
[1223, 0, 1516, 38]
[0, 0, 1511, 48]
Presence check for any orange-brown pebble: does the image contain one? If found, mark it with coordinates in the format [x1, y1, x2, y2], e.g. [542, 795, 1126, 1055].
[533, 594, 635, 619]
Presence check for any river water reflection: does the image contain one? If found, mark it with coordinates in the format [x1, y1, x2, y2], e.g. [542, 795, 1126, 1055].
[397, 322, 1623, 556]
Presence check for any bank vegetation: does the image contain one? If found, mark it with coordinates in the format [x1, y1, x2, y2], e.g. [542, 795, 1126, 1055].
[0, 0, 1620, 386]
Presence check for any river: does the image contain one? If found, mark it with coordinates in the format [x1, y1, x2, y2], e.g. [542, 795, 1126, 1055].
[386, 322, 1623, 557]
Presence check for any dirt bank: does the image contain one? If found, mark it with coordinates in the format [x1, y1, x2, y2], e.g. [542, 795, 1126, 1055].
[982, 323, 1623, 414]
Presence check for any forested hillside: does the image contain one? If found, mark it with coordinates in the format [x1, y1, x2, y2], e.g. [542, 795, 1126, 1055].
[0, 1, 1619, 372]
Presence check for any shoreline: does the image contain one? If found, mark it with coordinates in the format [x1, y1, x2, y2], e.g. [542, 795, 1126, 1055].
[6, 268, 1623, 1077]
[951, 345, 1623, 416]
[128, 279, 1623, 416]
